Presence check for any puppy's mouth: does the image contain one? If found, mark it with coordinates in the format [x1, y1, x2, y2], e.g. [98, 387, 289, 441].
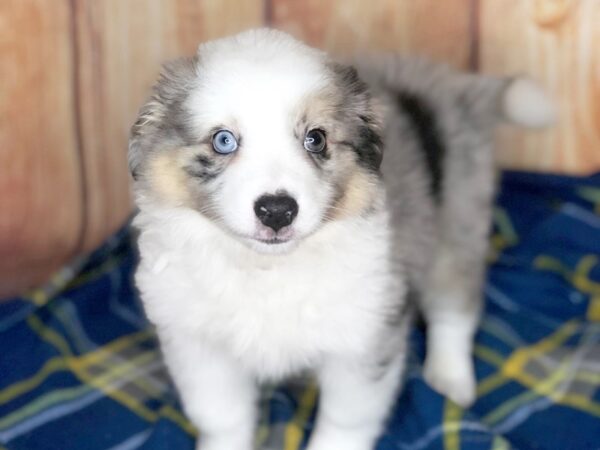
[251, 222, 295, 243]
[243, 224, 299, 253]
[254, 237, 291, 245]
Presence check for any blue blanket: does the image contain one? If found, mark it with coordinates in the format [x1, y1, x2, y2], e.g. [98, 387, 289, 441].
[1, 171, 599, 450]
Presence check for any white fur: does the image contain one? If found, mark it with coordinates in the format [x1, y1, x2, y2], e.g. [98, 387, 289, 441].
[135, 203, 402, 450]
[136, 206, 396, 379]
[502, 77, 557, 128]
[424, 315, 478, 407]
[307, 354, 405, 450]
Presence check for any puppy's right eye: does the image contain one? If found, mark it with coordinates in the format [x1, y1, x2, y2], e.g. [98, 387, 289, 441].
[212, 130, 238, 154]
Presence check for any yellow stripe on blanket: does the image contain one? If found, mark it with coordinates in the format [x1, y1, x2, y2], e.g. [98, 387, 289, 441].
[0, 327, 154, 405]
[502, 319, 580, 379]
[284, 383, 318, 450]
[443, 400, 464, 450]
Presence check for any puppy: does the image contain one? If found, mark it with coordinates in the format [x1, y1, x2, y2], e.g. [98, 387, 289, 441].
[129, 29, 554, 450]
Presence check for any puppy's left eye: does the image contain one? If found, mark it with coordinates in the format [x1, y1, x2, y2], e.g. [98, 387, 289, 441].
[212, 130, 238, 154]
[304, 129, 327, 153]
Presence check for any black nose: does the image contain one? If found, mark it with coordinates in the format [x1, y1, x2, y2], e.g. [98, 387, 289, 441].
[254, 194, 299, 232]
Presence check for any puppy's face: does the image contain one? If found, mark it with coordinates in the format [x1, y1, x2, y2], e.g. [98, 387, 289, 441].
[130, 30, 383, 254]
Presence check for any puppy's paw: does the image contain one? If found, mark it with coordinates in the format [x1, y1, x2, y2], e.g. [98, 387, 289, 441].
[306, 438, 372, 450]
[197, 434, 253, 450]
[424, 349, 476, 407]
[306, 428, 375, 450]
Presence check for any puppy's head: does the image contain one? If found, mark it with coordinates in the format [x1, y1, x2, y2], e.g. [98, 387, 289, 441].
[129, 29, 383, 254]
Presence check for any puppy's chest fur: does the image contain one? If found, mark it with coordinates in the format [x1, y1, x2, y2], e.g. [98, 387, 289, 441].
[135, 209, 402, 379]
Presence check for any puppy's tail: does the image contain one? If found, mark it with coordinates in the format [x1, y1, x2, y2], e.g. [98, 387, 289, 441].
[499, 77, 556, 128]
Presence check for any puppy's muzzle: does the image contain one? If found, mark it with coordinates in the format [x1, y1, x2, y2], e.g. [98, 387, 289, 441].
[254, 194, 299, 232]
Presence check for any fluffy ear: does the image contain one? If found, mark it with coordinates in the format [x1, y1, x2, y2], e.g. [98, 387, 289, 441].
[330, 63, 384, 171]
[128, 57, 199, 180]
[128, 99, 165, 180]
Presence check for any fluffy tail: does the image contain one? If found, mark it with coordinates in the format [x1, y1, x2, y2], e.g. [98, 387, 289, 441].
[500, 78, 557, 128]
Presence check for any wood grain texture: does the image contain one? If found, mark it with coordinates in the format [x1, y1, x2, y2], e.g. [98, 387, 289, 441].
[479, 0, 600, 174]
[74, 0, 264, 253]
[0, 0, 83, 298]
[270, 0, 473, 69]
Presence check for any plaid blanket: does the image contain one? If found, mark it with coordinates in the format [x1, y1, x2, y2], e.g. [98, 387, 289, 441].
[1, 171, 599, 450]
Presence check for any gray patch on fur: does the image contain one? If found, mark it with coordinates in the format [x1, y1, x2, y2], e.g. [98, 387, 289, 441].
[355, 55, 509, 319]
[184, 152, 229, 183]
[396, 91, 445, 201]
[329, 63, 384, 172]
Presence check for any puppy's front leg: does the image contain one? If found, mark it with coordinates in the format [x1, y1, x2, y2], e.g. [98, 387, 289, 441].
[307, 354, 404, 450]
[159, 334, 257, 450]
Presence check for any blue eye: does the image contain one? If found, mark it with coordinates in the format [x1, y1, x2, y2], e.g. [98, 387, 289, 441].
[212, 130, 238, 154]
[304, 129, 326, 153]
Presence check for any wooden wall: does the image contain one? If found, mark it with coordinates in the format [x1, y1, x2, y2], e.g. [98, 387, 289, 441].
[1, 0, 598, 298]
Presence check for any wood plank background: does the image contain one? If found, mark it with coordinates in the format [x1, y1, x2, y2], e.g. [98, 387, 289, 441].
[479, 0, 600, 172]
[0, 0, 83, 298]
[1, 0, 598, 298]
